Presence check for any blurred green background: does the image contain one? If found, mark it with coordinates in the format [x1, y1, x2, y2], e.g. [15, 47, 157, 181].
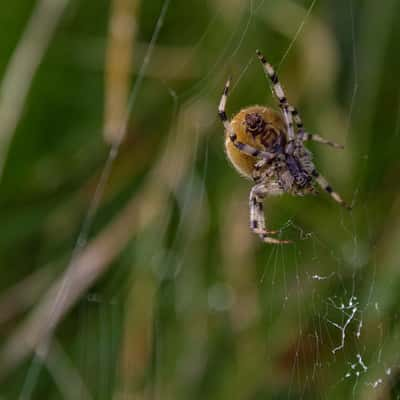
[1, 0, 400, 398]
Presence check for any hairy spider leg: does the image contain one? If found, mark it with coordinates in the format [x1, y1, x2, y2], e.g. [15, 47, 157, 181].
[311, 169, 351, 209]
[249, 184, 292, 244]
[256, 50, 296, 142]
[218, 78, 276, 161]
[288, 105, 344, 149]
[252, 159, 268, 183]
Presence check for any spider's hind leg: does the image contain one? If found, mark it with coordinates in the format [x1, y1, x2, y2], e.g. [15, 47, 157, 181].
[311, 169, 351, 209]
[249, 184, 292, 244]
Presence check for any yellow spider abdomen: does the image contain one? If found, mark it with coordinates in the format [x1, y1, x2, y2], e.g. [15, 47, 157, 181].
[225, 105, 285, 179]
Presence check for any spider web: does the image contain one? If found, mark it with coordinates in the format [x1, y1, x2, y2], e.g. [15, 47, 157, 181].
[6, 0, 400, 399]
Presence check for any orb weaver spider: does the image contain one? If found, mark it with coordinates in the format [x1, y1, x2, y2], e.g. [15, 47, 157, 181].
[218, 50, 350, 244]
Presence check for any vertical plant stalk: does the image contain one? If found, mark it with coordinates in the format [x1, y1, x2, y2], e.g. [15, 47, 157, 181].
[104, 0, 140, 144]
[0, 0, 70, 179]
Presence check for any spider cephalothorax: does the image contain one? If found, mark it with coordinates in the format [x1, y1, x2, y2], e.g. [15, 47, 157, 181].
[285, 153, 312, 187]
[218, 49, 350, 244]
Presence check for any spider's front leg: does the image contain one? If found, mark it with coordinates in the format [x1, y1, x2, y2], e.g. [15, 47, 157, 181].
[256, 50, 296, 142]
[218, 78, 276, 161]
[249, 183, 292, 244]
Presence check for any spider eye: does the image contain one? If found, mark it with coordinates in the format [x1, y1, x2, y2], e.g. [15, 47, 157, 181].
[245, 113, 266, 136]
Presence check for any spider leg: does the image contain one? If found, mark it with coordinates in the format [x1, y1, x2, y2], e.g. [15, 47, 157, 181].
[218, 78, 276, 161]
[256, 50, 296, 142]
[249, 184, 292, 244]
[301, 132, 344, 149]
[288, 106, 344, 149]
[252, 159, 268, 183]
[311, 169, 351, 209]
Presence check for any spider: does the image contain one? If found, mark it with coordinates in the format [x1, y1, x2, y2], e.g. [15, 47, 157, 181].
[218, 49, 350, 244]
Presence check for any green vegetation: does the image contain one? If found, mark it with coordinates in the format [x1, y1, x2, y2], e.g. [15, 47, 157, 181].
[1, 0, 400, 398]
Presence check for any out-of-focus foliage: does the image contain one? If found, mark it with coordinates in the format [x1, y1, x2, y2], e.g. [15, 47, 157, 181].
[1, 0, 400, 398]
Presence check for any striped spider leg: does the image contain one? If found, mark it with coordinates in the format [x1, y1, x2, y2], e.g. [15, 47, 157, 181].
[256, 51, 344, 149]
[256, 49, 296, 144]
[310, 169, 351, 209]
[218, 77, 275, 161]
[288, 105, 344, 149]
[250, 183, 292, 244]
[252, 158, 268, 183]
